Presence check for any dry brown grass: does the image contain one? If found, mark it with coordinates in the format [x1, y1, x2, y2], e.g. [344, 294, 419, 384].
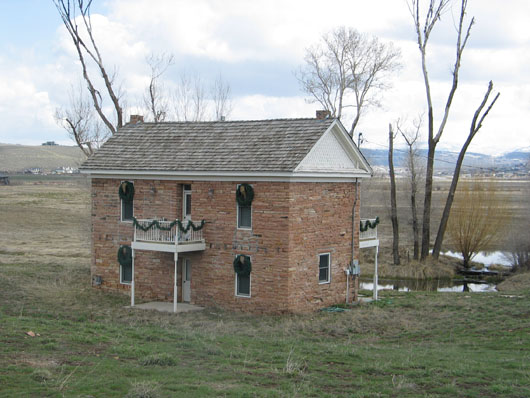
[359, 246, 456, 279]
[361, 176, 529, 250]
[497, 271, 530, 292]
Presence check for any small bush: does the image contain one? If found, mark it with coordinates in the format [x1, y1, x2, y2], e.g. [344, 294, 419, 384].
[31, 368, 53, 383]
[125, 381, 160, 398]
[139, 353, 176, 367]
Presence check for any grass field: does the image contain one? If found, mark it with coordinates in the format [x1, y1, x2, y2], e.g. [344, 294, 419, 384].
[0, 177, 529, 397]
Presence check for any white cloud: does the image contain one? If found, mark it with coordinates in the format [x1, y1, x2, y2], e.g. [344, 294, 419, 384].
[0, 0, 528, 155]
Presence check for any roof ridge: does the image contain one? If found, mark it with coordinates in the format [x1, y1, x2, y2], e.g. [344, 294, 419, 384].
[124, 117, 336, 125]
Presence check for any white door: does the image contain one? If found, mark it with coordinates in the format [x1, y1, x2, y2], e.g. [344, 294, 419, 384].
[182, 258, 191, 302]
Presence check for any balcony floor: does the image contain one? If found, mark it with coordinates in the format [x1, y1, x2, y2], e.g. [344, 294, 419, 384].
[131, 240, 206, 253]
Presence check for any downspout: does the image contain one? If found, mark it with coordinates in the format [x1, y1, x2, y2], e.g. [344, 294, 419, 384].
[347, 178, 359, 304]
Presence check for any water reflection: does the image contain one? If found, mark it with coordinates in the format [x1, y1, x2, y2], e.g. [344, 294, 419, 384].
[360, 279, 497, 293]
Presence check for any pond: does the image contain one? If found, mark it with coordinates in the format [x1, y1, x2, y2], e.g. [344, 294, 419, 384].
[360, 279, 497, 293]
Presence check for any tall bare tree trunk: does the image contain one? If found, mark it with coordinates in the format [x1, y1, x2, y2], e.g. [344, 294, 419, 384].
[388, 123, 400, 265]
[432, 82, 500, 258]
[409, 0, 474, 261]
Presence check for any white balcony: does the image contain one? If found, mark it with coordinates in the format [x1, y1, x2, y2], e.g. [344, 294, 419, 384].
[359, 218, 379, 248]
[132, 219, 206, 253]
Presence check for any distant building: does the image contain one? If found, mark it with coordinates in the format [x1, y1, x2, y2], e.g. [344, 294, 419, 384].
[24, 168, 42, 175]
[42, 141, 58, 146]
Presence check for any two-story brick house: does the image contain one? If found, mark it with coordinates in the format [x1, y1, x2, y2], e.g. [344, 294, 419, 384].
[81, 116, 372, 313]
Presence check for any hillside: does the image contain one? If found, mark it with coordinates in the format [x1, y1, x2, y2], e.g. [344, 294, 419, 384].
[0, 144, 85, 173]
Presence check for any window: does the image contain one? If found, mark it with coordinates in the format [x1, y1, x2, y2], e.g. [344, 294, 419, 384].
[319, 253, 330, 283]
[120, 262, 132, 284]
[183, 184, 192, 219]
[121, 181, 134, 222]
[237, 204, 251, 229]
[236, 273, 251, 297]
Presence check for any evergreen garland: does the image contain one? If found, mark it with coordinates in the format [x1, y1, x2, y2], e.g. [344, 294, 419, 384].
[360, 216, 379, 232]
[236, 183, 254, 206]
[117, 245, 132, 267]
[132, 217, 205, 233]
[233, 254, 252, 277]
[119, 181, 135, 202]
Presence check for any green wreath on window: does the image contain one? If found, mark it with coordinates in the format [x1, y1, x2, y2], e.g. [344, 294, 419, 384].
[236, 183, 254, 206]
[117, 245, 132, 267]
[233, 254, 251, 277]
[119, 181, 135, 202]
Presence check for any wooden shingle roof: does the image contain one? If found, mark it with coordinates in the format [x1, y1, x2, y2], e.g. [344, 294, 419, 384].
[81, 118, 337, 172]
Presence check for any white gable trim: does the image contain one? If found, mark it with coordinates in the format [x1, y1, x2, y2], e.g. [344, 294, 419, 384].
[294, 120, 372, 175]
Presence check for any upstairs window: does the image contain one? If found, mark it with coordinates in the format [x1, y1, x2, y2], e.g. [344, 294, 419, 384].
[236, 184, 253, 229]
[119, 181, 134, 222]
[319, 253, 330, 284]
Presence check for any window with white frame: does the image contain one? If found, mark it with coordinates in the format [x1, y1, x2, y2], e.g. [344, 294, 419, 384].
[121, 182, 134, 222]
[319, 253, 330, 283]
[120, 262, 132, 284]
[236, 273, 251, 297]
[237, 204, 251, 229]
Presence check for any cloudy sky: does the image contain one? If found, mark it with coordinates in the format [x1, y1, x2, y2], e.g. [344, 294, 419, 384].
[0, 0, 528, 155]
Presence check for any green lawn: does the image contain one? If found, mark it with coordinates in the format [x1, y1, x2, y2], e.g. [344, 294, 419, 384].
[0, 179, 528, 398]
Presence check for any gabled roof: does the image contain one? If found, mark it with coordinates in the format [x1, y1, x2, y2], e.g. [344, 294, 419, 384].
[81, 118, 372, 180]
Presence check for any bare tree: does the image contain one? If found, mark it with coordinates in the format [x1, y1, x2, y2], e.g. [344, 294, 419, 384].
[173, 72, 208, 122]
[409, 0, 474, 260]
[53, 0, 124, 135]
[432, 82, 500, 258]
[398, 116, 424, 260]
[388, 123, 401, 265]
[447, 179, 509, 268]
[297, 26, 400, 136]
[143, 53, 174, 123]
[55, 82, 109, 157]
[211, 73, 232, 121]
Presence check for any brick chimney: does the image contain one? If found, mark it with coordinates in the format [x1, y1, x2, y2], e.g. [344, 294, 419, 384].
[316, 110, 331, 120]
[129, 115, 144, 124]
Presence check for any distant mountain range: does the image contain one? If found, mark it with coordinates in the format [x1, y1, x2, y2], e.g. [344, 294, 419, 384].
[0, 142, 527, 176]
[360, 147, 529, 175]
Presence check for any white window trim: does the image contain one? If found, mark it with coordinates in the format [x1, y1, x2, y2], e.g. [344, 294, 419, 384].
[120, 263, 132, 285]
[236, 184, 253, 230]
[120, 180, 134, 223]
[236, 203, 252, 230]
[318, 253, 331, 284]
[234, 255, 252, 298]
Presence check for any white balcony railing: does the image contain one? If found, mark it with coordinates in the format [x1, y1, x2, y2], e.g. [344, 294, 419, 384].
[360, 218, 378, 241]
[134, 219, 204, 245]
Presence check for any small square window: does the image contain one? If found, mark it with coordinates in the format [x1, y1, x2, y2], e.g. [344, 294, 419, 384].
[319, 253, 330, 283]
[236, 273, 251, 297]
[238, 205, 251, 229]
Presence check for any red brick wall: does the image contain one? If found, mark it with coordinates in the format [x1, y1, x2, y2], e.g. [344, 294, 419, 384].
[90, 178, 360, 313]
[287, 182, 360, 312]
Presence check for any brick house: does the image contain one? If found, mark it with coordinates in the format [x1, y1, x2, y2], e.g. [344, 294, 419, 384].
[81, 116, 373, 313]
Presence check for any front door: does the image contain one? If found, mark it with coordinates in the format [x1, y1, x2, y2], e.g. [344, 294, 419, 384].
[182, 258, 191, 302]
